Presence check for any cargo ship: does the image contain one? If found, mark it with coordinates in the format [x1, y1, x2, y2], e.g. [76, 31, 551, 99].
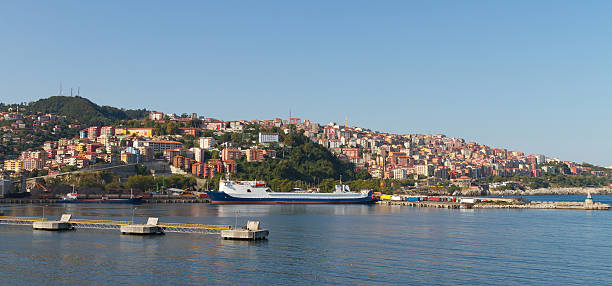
[58, 189, 142, 204]
[206, 180, 374, 204]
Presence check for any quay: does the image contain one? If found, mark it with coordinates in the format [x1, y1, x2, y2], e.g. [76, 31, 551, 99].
[0, 197, 210, 204]
[377, 194, 610, 210]
[378, 200, 468, 209]
[0, 215, 231, 234]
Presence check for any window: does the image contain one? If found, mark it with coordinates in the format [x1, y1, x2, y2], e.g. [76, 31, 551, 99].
[247, 189, 251, 192]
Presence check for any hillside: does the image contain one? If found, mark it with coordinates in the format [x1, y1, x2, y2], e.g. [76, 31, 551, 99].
[233, 133, 371, 191]
[27, 96, 148, 125]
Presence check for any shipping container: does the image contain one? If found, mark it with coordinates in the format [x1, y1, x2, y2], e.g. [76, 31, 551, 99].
[406, 197, 419, 202]
[460, 198, 475, 203]
[428, 196, 441, 201]
[380, 195, 392, 200]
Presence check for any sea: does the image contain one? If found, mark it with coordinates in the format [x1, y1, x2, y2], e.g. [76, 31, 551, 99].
[1, 195, 611, 285]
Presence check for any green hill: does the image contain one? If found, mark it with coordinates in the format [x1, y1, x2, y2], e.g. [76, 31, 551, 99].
[28, 96, 148, 126]
[232, 133, 371, 191]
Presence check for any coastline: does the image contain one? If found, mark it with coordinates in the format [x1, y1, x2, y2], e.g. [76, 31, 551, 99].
[486, 187, 612, 196]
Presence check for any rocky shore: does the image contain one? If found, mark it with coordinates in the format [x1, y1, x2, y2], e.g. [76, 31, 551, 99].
[486, 187, 612, 196]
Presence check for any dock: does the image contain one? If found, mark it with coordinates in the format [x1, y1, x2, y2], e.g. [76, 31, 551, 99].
[377, 196, 610, 210]
[0, 196, 210, 204]
[0, 215, 231, 234]
[221, 221, 269, 240]
[378, 200, 468, 209]
[120, 218, 164, 235]
[32, 214, 74, 231]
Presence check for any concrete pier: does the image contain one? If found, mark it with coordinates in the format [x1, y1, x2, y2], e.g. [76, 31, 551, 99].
[32, 214, 74, 231]
[120, 217, 164, 235]
[377, 200, 469, 209]
[221, 221, 269, 241]
[377, 197, 610, 210]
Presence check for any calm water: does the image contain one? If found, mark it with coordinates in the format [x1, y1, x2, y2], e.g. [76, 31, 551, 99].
[1, 195, 611, 285]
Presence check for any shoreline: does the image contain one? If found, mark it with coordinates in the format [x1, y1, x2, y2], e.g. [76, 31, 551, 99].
[0, 197, 210, 204]
[378, 199, 611, 210]
[485, 187, 612, 196]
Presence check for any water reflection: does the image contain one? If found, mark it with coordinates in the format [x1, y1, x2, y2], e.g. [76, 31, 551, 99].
[1, 199, 612, 285]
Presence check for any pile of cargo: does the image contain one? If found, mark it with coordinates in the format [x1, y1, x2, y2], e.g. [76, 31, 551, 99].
[376, 195, 487, 204]
[378, 195, 469, 202]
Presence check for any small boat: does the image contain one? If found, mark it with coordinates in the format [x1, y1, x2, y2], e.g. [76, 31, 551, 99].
[59, 188, 142, 204]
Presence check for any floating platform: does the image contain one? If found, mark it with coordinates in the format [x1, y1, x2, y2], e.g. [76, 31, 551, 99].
[0, 215, 231, 234]
[221, 221, 269, 240]
[32, 214, 74, 231]
[120, 217, 164, 235]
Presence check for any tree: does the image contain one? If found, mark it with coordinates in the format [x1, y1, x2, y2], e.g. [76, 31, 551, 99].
[126, 175, 155, 191]
[166, 121, 179, 135]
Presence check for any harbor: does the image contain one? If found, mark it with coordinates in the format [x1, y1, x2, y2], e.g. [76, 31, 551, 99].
[0, 198, 611, 284]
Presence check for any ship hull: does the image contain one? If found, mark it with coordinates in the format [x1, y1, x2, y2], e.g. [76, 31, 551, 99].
[58, 197, 143, 204]
[206, 191, 374, 204]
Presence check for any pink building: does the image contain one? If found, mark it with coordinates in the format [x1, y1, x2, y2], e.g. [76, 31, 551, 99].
[87, 126, 101, 141]
[100, 126, 115, 137]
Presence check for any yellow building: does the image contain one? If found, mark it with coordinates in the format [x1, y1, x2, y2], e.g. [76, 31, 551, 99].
[121, 152, 137, 164]
[113, 128, 153, 137]
[4, 159, 23, 172]
[114, 128, 127, 136]
[127, 128, 153, 138]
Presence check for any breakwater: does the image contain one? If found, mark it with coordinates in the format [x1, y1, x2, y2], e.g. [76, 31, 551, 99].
[487, 187, 612, 196]
[378, 197, 610, 210]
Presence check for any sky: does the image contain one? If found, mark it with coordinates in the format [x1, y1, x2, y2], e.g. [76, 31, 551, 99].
[0, 1, 611, 166]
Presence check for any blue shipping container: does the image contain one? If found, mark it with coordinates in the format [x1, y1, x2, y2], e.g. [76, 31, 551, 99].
[406, 197, 419, 202]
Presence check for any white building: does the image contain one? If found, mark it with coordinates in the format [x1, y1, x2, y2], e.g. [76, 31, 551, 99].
[149, 112, 164, 120]
[258, 132, 279, 143]
[189, 147, 205, 162]
[144, 140, 182, 153]
[198, 137, 216, 149]
[393, 168, 408, 180]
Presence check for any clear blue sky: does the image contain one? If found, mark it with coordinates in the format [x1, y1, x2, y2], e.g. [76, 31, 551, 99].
[1, 1, 611, 166]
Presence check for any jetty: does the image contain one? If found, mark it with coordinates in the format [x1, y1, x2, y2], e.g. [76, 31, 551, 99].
[377, 195, 610, 210]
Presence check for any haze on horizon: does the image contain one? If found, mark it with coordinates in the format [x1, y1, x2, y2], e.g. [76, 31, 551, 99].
[0, 1, 610, 166]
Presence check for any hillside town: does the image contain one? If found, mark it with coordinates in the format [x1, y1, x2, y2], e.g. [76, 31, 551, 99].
[1, 105, 610, 195]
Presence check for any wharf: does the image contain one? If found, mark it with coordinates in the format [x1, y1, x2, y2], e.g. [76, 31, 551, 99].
[378, 200, 467, 209]
[0, 197, 210, 204]
[377, 200, 610, 210]
[474, 201, 611, 210]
